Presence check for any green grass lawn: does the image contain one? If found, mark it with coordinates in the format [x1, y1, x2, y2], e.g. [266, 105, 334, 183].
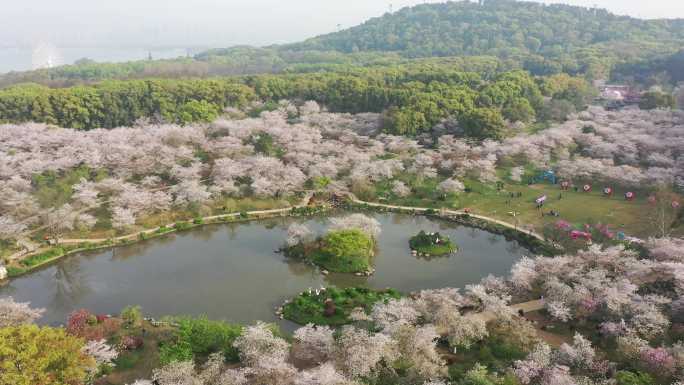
[460, 183, 677, 238]
[371, 173, 682, 238]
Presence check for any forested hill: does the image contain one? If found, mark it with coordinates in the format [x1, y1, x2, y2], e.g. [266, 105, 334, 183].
[287, 0, 684, 77]
[2, 0, 683, 88]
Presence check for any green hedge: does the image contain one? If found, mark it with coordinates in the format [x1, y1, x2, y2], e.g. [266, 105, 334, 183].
[20, 247, 65, 267]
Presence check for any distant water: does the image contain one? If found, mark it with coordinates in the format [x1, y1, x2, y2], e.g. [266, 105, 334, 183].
[0, 47, 198, 74]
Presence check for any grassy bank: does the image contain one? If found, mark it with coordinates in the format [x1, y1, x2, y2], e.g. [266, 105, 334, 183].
[4, 205, 329, 279]
[369, 175, 682, 239]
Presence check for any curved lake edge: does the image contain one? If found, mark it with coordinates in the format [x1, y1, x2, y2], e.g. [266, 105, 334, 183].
[2, 210, 532, 328]
[2, 200, 559, 282]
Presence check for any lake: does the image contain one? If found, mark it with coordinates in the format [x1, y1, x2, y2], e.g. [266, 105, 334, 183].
[0, 47, 196, 74]
[0, 212, 528, 329]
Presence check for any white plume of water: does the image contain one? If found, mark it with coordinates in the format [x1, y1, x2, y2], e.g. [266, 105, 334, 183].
[31, 42, 62, 70]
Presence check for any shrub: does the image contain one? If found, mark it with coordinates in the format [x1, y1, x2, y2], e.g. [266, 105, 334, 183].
[120, 335, 144, 351]
[20, 247, 65, 267]
[155, 225, 174, 234]
[121, 305, 142, 327]
[67, 309, 122, 341]
[159, 340, 193, 365]
[7, 266, 27, 277]
[0, 324, 95, 384]
[160, 316, 243, 364]
[174, 221, 192, 231]
[615, 370, 655, 385]
[409, 231, 457, 256]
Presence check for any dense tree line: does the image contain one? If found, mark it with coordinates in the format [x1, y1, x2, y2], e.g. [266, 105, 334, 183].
[287, 0, 684, 79]
[0, 80, 255, 129]
[0, 50, 509, 89]
[1, 1, 682, 91]
[0, 66, 594, 134]
[612, 49, 684, 88]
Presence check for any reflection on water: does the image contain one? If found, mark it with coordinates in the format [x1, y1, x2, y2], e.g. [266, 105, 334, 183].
[0, 213, 528, 328]
[52, 258, 92, 311]
[487, 233, 501, 245]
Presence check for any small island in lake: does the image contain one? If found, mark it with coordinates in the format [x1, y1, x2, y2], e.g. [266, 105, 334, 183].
[284, 214, 380, 274]
[409, 231, 457, 256]
[287, 229, 375, 273]
[280, 286, 401, 326]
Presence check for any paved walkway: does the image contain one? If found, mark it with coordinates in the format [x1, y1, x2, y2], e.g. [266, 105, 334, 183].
[470, 299, 545, 323]
[14, 191, 551, 263]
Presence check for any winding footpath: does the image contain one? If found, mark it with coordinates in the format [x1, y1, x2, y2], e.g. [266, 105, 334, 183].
[471, 299, 544, 323]
[56, 207, 300, 245]
[6, 192, 551, 272]
[6, 192, 314, 262]
[349, 197, 547, 242]
[54, 193, 546, 247]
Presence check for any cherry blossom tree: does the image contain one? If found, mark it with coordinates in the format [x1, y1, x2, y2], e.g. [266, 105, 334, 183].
[640, 347, 675, 376]
[287, 223, 314, 247]
[292, 324, 335, 365]
[510, 166, 525, 182]
[437, 178, 465, 195]
[111, 206, 136, 229]
[438, 311, 488, 350]
[293, 363, 359, 385]
[82, 339, 119, 366]
[76, 213, 98, 231]
[509, 256, 538, 291]
[391, 180, 411, 197]
[556, 334, 595, 370]
[370, 298, 420, 333]
[0, 215, 26, 241]
[233, 322, 296, 385]
[44, 204, 78, 238]
[334, 326, 397, 378]
[152, 360, 199, 385]
[73, 179, 100, 208]
[0, 297, 45, 327]
[390, 324, 445, 380]
[329, 214, 381, 239]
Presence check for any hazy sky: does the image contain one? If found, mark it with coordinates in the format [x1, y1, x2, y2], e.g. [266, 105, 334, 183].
[2, 0, 683, 49]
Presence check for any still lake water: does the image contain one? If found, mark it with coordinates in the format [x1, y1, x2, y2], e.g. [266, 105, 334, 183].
[0, 47, 194, 73]
[0, 212, 528, 329]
